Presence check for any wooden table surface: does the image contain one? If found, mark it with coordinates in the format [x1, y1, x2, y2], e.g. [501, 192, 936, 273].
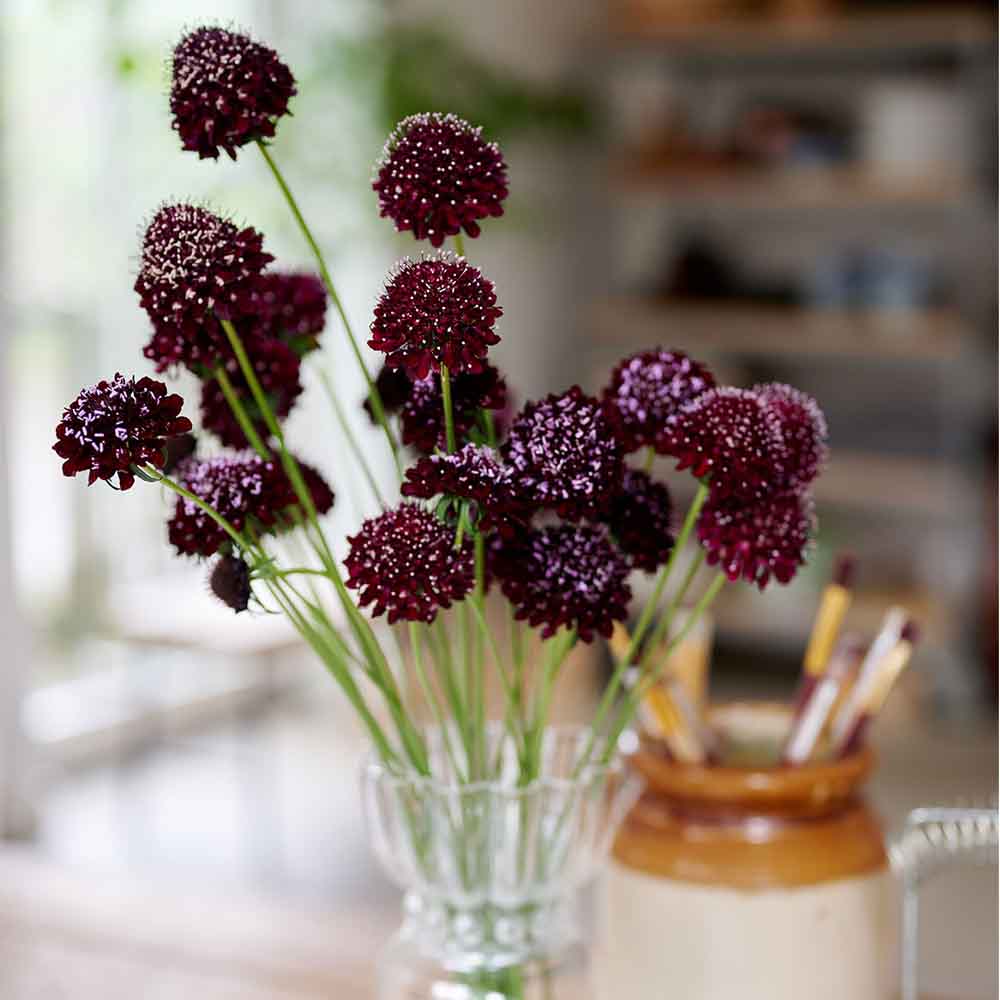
[0, 849, 387, 998]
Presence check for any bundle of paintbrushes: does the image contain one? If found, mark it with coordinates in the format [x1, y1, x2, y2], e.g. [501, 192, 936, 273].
[615, 553, 920, 766]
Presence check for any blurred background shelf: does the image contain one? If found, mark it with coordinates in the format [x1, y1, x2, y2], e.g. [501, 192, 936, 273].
[588, 300, 969, 362]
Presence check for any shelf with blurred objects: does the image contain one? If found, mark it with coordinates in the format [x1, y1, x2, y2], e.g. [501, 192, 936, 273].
[591, 0, 996, 712]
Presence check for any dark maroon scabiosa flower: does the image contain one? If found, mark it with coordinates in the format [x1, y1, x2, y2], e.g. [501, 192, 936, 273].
[251, 271, 327, 353]
[369, 252, 502, 380]
[167, 452, 333, 557]
[53, 373, 193, 490]
[162, 432, 197, 475]
[199, 337, 303, 448]
[401, 444, 531, 537]
[209, 555, 252, 613]
[344, 503, 475, 624]
[602, 349, 715, 454]
[400, 364, 507, 454]
[168, 453, 296, 557]
[136, 204, 273, 372]
[364, 364, 414, 423]
[373, 112, 509, 246]
[170, 26, 296, 161]
[502, 386, 624, 521]
[604, 468, 675, 573]
[492, 523, 631, 642]
[697, 490, 815, 590]
[659, 387, 786, 503]
[755, 382, 828, 491]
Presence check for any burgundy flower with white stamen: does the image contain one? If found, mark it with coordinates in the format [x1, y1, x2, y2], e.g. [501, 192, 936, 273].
[209, 555, 252, 613]
[602, 349, 715, 454]
[251, 271, 327, 352]
[369, 252, 502, 380]
[373, 113, 508, 246]
[136, 204, 273, 371]
[755, 382, 828, 491]
[200, 337, 303, 448]
[168, 452, 333, 557]
[658, 387, 786, 502]
[604, 468, 675, 572]
[400, 364, 507, 455]
[53, 373, 193, 490]
[492, 523, 631, 642]
[502, 386, 624, 521]
[401, 444, 532, 537]
[345, 503, 474, 624]
[170, 26, 296, 161]
[697, 490, 815, 590]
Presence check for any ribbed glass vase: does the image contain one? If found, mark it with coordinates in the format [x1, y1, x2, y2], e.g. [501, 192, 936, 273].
[362, 724, 642, 999]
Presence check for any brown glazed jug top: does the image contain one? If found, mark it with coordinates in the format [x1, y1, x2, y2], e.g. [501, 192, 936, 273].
[615, 701, 888, 889]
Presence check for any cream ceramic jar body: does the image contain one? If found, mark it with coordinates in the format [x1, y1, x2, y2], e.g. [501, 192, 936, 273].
[597, 861, 895, 1000]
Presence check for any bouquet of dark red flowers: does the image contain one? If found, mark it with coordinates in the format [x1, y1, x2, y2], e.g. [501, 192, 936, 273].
[53, 25, 827, 998]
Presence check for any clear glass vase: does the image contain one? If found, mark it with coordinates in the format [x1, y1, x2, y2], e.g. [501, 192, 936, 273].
[362, 724, 642, 999]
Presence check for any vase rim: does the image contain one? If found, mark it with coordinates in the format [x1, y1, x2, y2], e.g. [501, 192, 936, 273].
[361, 721, 628, 797]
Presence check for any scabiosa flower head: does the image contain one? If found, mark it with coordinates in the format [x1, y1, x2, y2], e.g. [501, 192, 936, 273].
[167, 453, 333, 557]
[137, 204, 273, 371]
[162, 432, 198, 474]
[251, 271, 327, 353]
[697, 490, 815, 590]
[754, 382, 828, 491]
[170, 26, 296, 160]
[373, 112, 509, 246]
[604, 468, 675, 573]
[602, 349, 715, 453]
[659, 387, 786, 502]
[369, 252, 502, 380]
[401, 444, 531, 537]
[209, 555, 252, 613]
[344, 503, 474, 624]
[364, 364, 414, 423]
[199, 337, 303, 448]
[492, 523, 631, 641]
[502, 386, 624, 521]
[53, 373, 193, 490]
[400, 364, 507, 454]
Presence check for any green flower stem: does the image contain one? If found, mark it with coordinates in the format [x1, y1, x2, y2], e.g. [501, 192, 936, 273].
[255, 139, 402, 479]
[317, 366, 385, 508]
[409, 622, 465, 781]
[643, 446, 656, 474]
[214, 366, 271, 459]
[429, 616, 472, 764]
[602, 571, 726, 764]
[574, 480, 710, 777]
[638, 550, 705, 673]
[525, 629, 576, 782]
[472, 534, 487, 776]
[440, 361, 458, 453]
[453, 232, 466, 258]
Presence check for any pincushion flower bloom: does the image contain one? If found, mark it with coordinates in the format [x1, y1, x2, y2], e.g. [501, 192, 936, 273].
[373, 112, 509, 246]
[53, 373, 192, 490]
[251, 271, 327, 354]
[401, 444, 531, 537]
[364, 364, 413, 423]
[502, 386, 624, 521]
[604, 468, 675, 573]
[659, 386, 787, 503]
[400, 365, 507, 455]
[369, 252, 502, 380]
[200, 337, 303, 448]
[755, 382, 828, 492]
[168, 453, 333, 558]
[136, 204, 273, 371]
[697, 490, 815, 590]
[602, 349, 715, 454]
[170, 26, 296, 161]
[492, 523, 631, 642]
[344, 503, 475, 624]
